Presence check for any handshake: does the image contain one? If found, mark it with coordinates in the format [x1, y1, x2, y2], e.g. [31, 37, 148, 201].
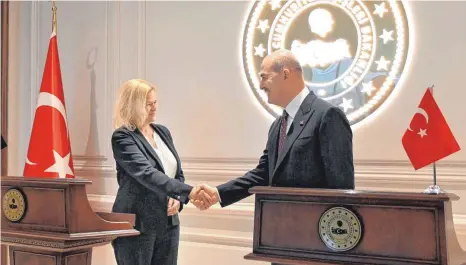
[188, 184, 220, 210]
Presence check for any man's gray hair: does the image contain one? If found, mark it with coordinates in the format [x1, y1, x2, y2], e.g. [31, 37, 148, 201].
[269, 49, 303, 73]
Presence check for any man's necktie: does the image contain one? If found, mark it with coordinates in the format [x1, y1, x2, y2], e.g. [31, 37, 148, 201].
[278, 110, 288, 154]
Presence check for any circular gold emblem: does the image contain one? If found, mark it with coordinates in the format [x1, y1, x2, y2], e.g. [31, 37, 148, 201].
[318, 207, 362, 251]
[2, 188, 27, 222]
[241, 0, 412, 126]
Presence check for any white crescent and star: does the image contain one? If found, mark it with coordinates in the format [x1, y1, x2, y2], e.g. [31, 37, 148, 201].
[26, 92, 74, 178]
[44, 150, 74, 179]
[36, 92, 69, 130]
[407, 107, 429, 138]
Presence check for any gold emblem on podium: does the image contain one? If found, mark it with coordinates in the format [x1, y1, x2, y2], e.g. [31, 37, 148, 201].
[2, 188, 27, 222]
[319, 207, 362, 251]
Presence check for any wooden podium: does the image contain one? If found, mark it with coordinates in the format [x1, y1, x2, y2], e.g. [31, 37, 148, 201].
[244, 187, 466, 265]
[0, 176, 139, 265]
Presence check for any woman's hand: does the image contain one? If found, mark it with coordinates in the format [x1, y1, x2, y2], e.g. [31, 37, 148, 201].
[167, 197, 180, 216]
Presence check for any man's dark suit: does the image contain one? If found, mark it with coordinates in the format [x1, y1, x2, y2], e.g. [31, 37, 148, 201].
[217, 91, 354, 207]
[111, 124, 192, 265]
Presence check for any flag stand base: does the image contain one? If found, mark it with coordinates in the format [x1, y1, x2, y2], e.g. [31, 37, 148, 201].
[424, 184, 443, 194]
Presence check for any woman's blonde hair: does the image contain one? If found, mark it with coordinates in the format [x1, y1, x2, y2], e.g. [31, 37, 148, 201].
[113, 79, 156, 130]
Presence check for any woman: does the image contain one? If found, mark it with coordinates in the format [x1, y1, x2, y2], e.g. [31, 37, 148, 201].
[111, 79, 195, 265]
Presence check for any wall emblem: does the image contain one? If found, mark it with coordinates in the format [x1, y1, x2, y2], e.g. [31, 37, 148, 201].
[241, 0, 411, 125]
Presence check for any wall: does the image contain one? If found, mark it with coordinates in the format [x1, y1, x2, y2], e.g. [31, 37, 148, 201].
[6, 1, 466, 264]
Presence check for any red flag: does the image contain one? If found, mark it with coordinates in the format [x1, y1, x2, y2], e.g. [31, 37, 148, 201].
[23, 32, 75, 178]
[402, 88, 460, 170]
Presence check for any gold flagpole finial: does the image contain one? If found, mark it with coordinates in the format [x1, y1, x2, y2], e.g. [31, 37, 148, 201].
[52, 0, 57, 34]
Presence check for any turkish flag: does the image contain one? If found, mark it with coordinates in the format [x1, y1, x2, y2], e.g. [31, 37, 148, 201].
[402, 88, 460, 170]
[23, 32, 75, 178]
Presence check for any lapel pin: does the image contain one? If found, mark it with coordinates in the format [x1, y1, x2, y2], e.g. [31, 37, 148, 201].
[300, 120, 304, 126]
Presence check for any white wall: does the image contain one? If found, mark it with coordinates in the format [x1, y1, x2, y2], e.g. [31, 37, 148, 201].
[6, 1, 466, 265]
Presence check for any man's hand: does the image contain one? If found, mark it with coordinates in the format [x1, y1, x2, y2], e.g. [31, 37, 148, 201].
[189, 186, 208, 210]
[189, 184, 220, 210]
[167, 197, 180, 216]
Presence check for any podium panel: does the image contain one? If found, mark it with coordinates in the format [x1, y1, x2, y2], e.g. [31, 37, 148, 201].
[245, 187, 466, 265]
[1, 176, 139, 265]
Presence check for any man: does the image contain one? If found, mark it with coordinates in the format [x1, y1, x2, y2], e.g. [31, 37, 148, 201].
[194, 49, 354, 210]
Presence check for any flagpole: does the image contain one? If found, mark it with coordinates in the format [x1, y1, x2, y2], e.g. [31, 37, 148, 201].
[433, 162, 437, 186]
[424, 85, 442, 195]
[430, 84, 437, 190]
[52, 0, 57, 34]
